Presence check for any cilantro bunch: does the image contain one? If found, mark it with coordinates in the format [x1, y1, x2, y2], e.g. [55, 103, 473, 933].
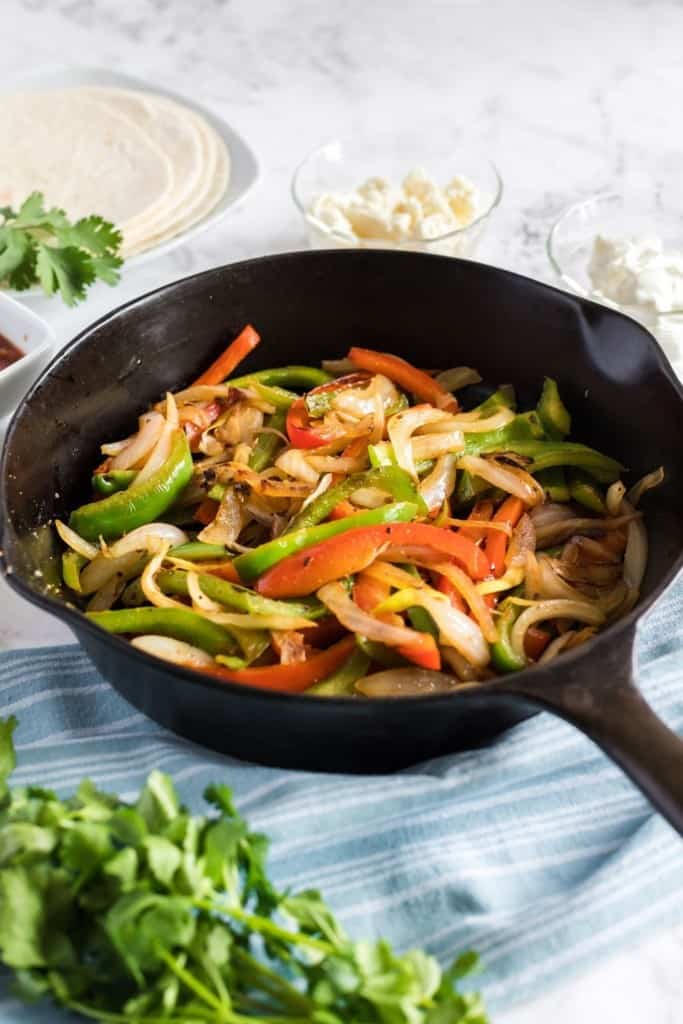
[0, 192, 123, 306]
[0, 717, 488, 1024]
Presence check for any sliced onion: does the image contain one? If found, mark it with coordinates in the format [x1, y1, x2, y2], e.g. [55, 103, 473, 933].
[534, 512, 639, 547]
[350, 486, 391, 509]
[529, 502, 576, 528]
[131, 635, 215, 668]
[626, 466, 664, 507]
[198, 486, 244, 546]
[388, 405, 453, 479]
[434, 367, 482, 392]
[165, 391, 179, 429]
[271, 630, 307, 665]
[457, 455, 544, 505]
[476, 565, 526, 596]
[135, 422, 173, 485]
[418, 454, 457, 513]
[322, 357, 356, 375]
[317, 581, 418, 647]
[363, 561, 424, 590]
[537, 631, 576, 664]
[440, 646, 480, 681]
[453, 408, 515, 433]
[506, 514, 536, 568]
[554, 559, 621, 586]
[54, 519, 99, 560]
[224, 464, 312, 499]
[276, 449, 320, 485]
[305, 455, 367, 474]
[510, 599, 606, 661]
[377, 585, 490, 667]
[187, 571, 224, 613]
[215, 404, 264, 447]
[141, 545, 186, 610]
[80, 550, 146, 596]
[411, 432, 464, 461]
[105, 524, 187, 560]
[86, 572, 129, 612]
[101, 437, 132, 456]
[332, 374, 397, 421]
[606, 480, 626, 516]
[622, 499, 648, 590]
[427, 560, 497, 643]
[165, 384, 235, 406]
[110, 412, 164, 470]
[356, 668, 460, 698]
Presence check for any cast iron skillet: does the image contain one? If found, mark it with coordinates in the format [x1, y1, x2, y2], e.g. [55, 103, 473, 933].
[2, 251, 683, 834]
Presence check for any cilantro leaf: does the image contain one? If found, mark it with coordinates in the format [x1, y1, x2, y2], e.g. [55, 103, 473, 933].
[0, 866, 45, 968]
[0, 192, 123, 305]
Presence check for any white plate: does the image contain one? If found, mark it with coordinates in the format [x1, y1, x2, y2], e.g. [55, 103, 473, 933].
[0, 65, 260, 274]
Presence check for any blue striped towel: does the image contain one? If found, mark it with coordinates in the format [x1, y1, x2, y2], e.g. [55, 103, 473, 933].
[1, 578, 683, 1020]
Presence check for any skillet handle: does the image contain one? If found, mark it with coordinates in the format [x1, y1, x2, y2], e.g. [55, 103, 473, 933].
[497, 628, 683, 836]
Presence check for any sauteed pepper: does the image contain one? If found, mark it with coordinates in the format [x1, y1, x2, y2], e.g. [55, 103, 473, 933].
[88, 606, 238, 656]
[490, 601, 526, 673]
[287, 465, 427, 533]
[91, 469, 137, 496]
[70, 430, 193, 542]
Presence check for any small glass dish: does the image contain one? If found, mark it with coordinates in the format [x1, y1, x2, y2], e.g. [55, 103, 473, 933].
[291, 136, 502, 259]
[548, 192, 683, 376]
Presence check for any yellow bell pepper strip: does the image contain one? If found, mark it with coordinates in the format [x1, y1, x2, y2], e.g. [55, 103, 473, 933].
[348, 347, 459, 412]
[192, 324, 260, 386]
[537, 377, 571, 439]
[306, 648, 371, 696]
[249, 409, 288, 472]
[490, 601, 527, 673]
[70, 430, 193, 542]
[233, 501, 418, 584]
[255, 520, 491, 599]
[287, 466, 427, 534]
[62, 551, 86, 592]
[157, 569, 327, 620]
[91, 469, 137, 496]
[185, 635, 357, 693]
[568, 470, 607, 514]
[87, 607, 238, 657]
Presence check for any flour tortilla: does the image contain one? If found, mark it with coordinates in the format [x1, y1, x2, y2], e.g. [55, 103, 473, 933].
[0, 90, 174, 225]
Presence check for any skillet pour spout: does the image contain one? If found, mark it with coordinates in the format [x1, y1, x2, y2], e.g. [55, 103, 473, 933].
[1, 250, 683, 831]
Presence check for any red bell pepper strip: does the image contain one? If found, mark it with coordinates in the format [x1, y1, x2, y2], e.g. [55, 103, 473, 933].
[202, 561, 241, 583]
[432, 572, 467, 613]
[329, 500, 356, 520]
[524, 625, 552, 661]
[286, 398, 336, 449]
[353, 573, 441, 670]
[459, 500, 494, 542]
[484, 496, 526, 577]
[348, 347, 458, 412]
[256, 522, 490, 598]
[193, 325, 260, 386]
[186, 635, 356, 693]
[195, 497, 220, 526]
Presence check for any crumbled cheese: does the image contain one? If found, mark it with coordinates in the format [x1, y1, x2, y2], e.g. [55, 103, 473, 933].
[589, 235, 683, 315]
[309, 167, 481, 245]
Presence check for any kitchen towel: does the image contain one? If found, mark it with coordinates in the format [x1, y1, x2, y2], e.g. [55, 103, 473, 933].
[1, 578, 682, 1019]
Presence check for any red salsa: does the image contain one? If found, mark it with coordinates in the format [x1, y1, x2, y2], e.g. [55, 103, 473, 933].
[0, 333, 24, 372]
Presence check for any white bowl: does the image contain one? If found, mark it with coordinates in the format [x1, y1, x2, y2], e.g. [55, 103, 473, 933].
[0, 294, 56, 427]
[0, 65, 260, 275]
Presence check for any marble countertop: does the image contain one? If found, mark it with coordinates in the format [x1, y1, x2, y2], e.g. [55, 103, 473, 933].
[2, 0, 683, 1019]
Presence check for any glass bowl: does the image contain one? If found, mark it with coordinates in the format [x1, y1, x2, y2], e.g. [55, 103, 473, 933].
[291, 136, 502, 259]
[548, 192, 683, 376]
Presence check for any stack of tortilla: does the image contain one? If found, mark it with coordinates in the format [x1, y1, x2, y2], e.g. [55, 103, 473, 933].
[0, 87, 230, 258]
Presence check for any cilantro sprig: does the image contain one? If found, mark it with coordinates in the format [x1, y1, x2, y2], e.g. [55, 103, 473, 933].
[0, 192, 123, 306]
[0, 716, 488, 1023]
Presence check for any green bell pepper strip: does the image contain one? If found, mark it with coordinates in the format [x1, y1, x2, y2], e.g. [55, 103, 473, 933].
[306, 648, 371, 696]
[227, 366, 333, 392]
[368, 443, 433, 476]
[87, 607, 238, 656]
[568, 470, 607, 514]
[91, 470, 137, 496]
[492, 440, 623, 484]
[490, 602, 527, 673]
[537, 377, 571, 439]
[157, 569, 327, 620]
[121, 577, 146, 607]
[400, 564, 439, 638]
[474, 385, 517, 416]
[169, 541, 231, 561]
[249, 408, 288, 472]
[70, 430, 193, 542]
[463, 411, 545, 458]
[287, 466, 427, 533]
[234, 501, 418, 583]
[536, 467, 570, 502]
[62, 551, 86, 592]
